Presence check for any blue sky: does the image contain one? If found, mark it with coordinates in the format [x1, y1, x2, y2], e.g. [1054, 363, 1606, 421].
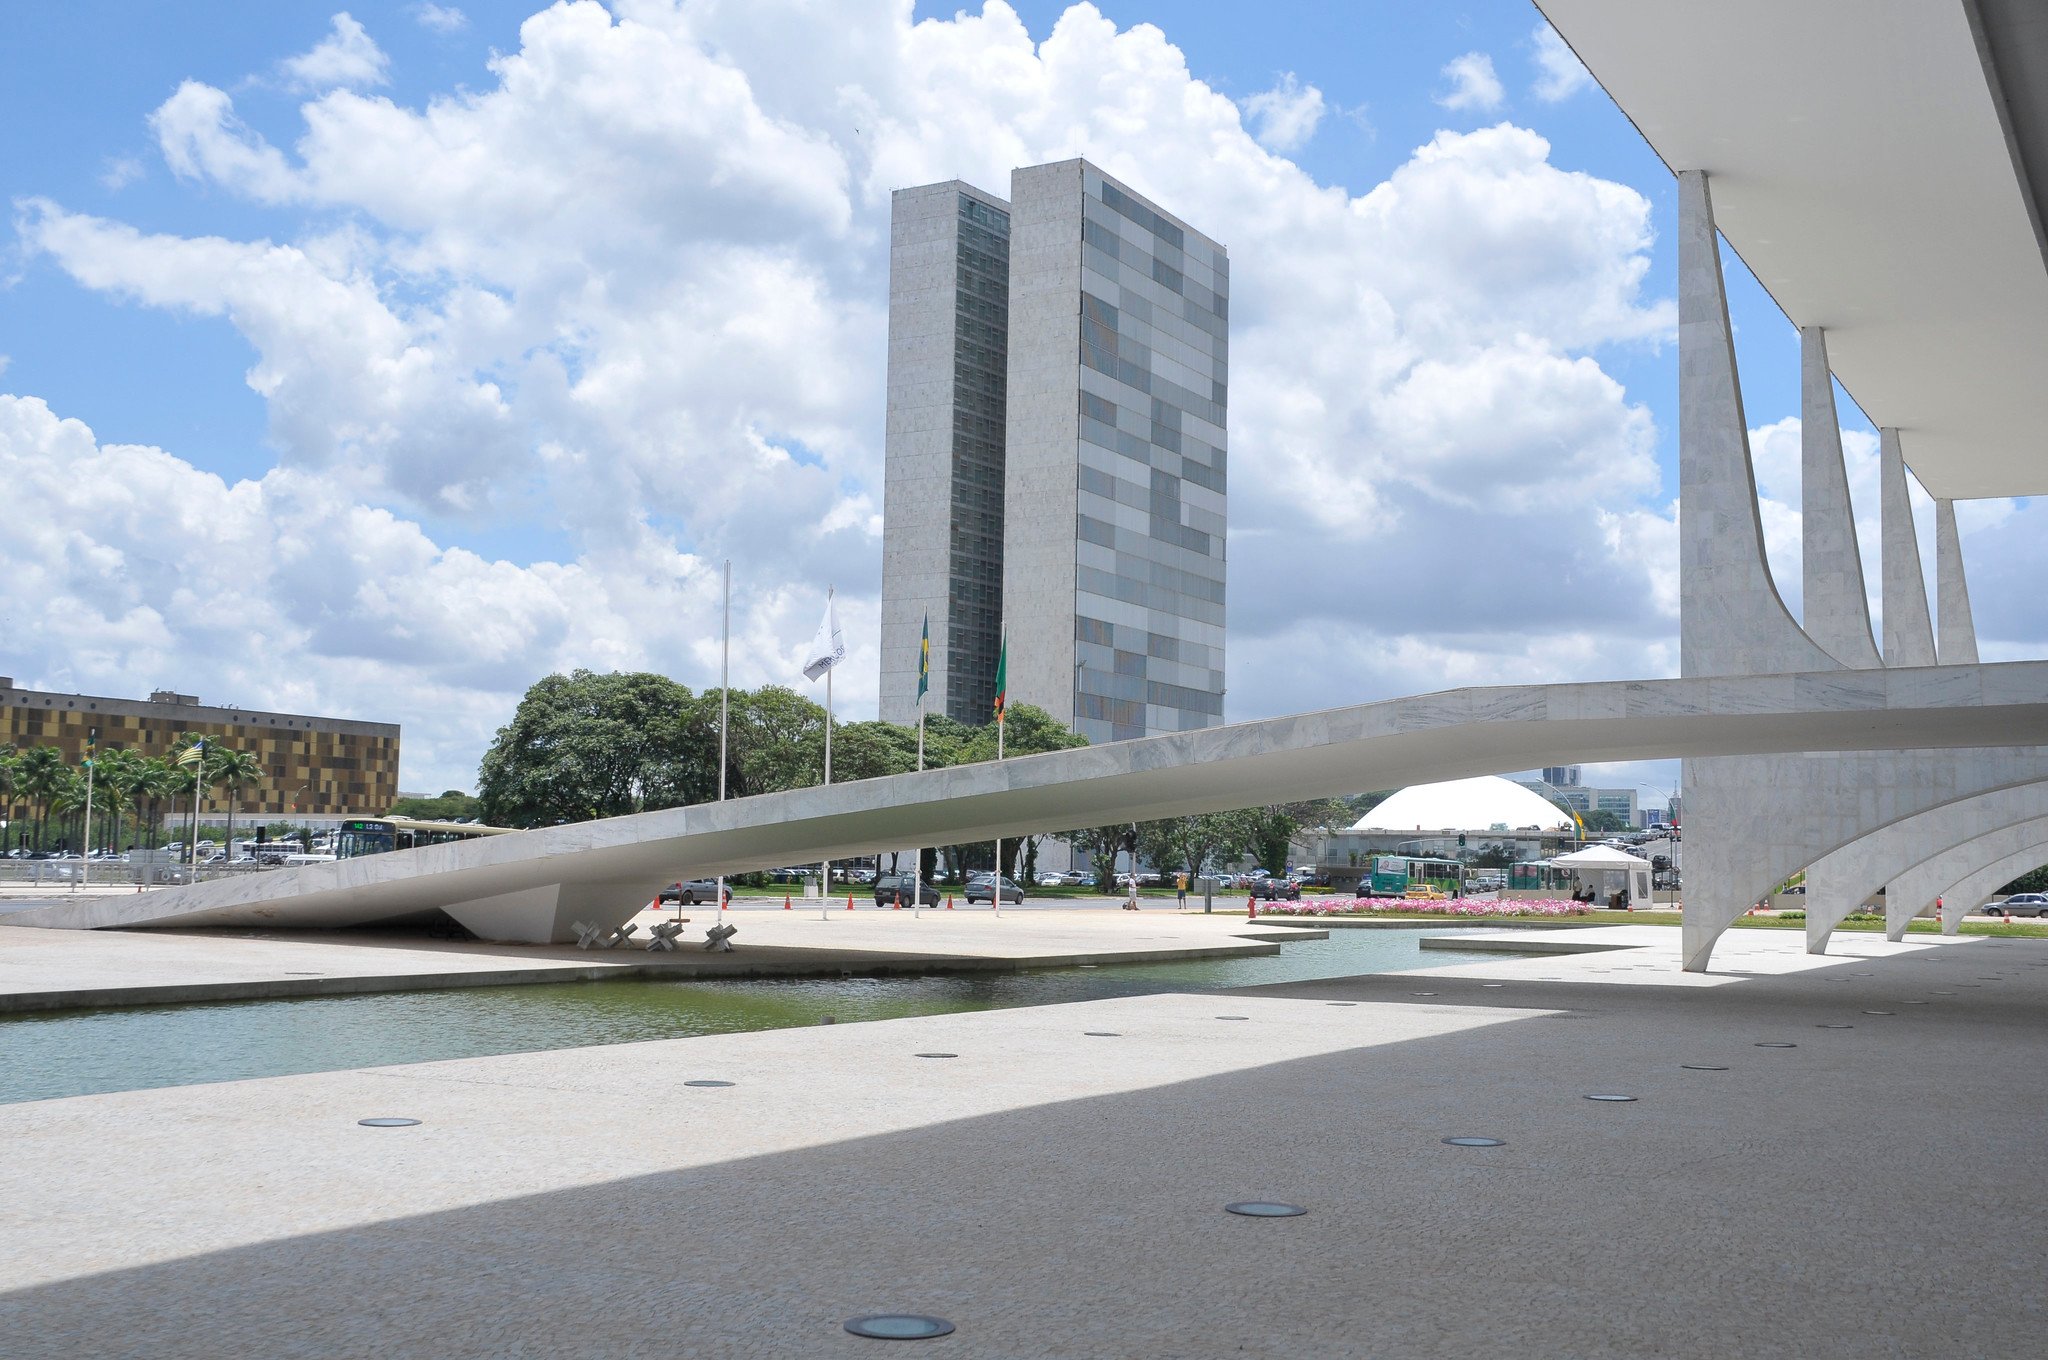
[0, 1, 1918, 801]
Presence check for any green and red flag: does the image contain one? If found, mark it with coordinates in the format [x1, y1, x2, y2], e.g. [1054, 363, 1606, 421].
[992, 634, 1008, 724]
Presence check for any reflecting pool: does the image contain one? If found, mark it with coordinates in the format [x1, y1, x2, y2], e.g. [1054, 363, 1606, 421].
[0, 927, 1501, 1104]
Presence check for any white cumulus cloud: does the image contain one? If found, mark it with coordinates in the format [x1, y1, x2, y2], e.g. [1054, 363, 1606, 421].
[1530, 22, 1592, 102]
[413, 3, 468, 33]
[1435, 51, 1504, 112]
[1240, 73, 1325, 153]
[280, 13, 391, 92]
[10, 0, 1712, 791]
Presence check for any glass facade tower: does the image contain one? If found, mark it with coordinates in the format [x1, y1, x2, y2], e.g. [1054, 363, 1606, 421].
[880, 161, 1226, 742]
[879, 183, 1013, 727]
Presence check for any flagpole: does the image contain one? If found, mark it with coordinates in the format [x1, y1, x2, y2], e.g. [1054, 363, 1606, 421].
[992, 632, 1006, 919]
[914, 697, 925, 920]
[715, 558, 730, 927]
[80, 728, 97, 889]
[820, 584, 834, 921]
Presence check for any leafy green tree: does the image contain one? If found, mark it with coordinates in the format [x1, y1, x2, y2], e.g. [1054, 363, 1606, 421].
[388, 790, 484, 822]
[719, 684, 826, 797]
[827, 721, 920, 782]
[478, 670, 704, 827]
[1064, 825, 1133, 892]
[1245, 799, 1349, 877]
[1140, 810, 1256, 880]
[2001, 865, 2048, 895]
[954, 704, 1091, 763]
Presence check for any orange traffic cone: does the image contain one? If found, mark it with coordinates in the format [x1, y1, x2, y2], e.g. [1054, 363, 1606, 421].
[945, 895, 954, 910]
[783, 895, 792, 910]
[846, 893, 855, 910]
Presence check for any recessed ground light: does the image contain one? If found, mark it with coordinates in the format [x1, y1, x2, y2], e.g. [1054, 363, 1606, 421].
[915, 1053, 957, 1059]
[1755, 1042, 1797, 1048]
[1817, 1023, 1854, 1029]
[1481, 983, 1505, 988]
[844, 1314, 955, 1340]
[357, 1117, 420, 1128]
[1225, 1201, 1306, 1217]
[1862, 1010, 1894, 1016]
[1410, 991, 1437, 996]
[1903, 1000, 1929, 1005]
[1932, 990, 1955, 995]
[1584, 1094, 1636, 1102]
[1083, 1031, 1120, 1037]
[1442, 1136, 1506, 1148]
[1680, 1064, 1729, 1071]
[1325, 1002, 1356, 1007]
[1216, 1015, 1249, 1021]
[683, 1079, 735, 1088]
[1078, 964, 1098, 969]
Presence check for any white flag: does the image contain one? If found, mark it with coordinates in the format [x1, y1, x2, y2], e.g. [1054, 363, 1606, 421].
[800, 595, 846, 682]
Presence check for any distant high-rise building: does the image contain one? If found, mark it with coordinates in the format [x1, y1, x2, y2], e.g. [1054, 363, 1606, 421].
[878, 159, 1227, 743]
[1542, 765, 1582, 788]
[878, 182, 1013, 726]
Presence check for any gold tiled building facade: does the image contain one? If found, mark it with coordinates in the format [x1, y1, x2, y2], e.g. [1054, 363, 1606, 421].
[1, 678, 400, 819]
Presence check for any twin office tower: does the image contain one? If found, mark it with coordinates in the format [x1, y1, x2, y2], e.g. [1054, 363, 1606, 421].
[879, 159, 1228, 744]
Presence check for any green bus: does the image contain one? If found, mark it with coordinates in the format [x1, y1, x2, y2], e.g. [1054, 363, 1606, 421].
[335, 817, 516, 859]
[1365, 855, 1465, 898]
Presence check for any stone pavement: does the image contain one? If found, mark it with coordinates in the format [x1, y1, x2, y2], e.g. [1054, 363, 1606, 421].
[0, 926, 2043, 1357]
[0, 908, 1302, 1013]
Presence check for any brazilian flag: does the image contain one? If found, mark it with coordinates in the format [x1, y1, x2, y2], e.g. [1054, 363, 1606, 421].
[918, 615, 930, 705]
[993, 634, 1007, 723]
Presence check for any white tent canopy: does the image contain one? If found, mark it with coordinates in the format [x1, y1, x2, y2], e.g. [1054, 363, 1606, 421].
[1551, 845, 1651, 869]
[1551, 844, 1654, 909]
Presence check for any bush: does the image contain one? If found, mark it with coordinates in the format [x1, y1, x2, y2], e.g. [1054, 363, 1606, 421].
[1259, 897, 1593, 919]
[1776, 909, 1805, 920]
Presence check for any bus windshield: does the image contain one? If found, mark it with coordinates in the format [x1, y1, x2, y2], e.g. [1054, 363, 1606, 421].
[336, 820, 397, 859]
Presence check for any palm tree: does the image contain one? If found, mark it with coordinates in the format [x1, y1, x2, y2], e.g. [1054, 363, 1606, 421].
[0, 747, 16, 851]
[15, 746, 66, 852]
[137, 756, 182, 853]
[48, 769, 88, 854]
[206, 745, 265, 860]
[93, 748, 146, 854]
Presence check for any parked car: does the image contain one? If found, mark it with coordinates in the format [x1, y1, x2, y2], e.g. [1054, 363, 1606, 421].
[965, 875, 1025, 905]
[1251, 878, 1301, 901]
[659, 878, 719, 904]
[873, 874, 943, 906]
[1986, 892, 2048, 918]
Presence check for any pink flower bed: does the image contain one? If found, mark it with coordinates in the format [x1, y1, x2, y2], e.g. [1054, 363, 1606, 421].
[1257, 897, 1593, 919]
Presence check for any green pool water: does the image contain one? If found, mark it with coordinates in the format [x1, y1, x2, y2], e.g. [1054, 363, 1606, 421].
[0, 928, 1502, 1105]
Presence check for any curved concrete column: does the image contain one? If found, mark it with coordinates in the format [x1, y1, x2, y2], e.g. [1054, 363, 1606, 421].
[1935, 499, 1980, 665]
[1880, 430, 1938, 667]
[1883, 815, 2048, 939]
[1935, 847, 2048, 930]
[1677, 171, 1841, 679]
[1803, 780, 2048, 951]
[1799, 327, 1882, 668]
[1683, 741, 2048, 970]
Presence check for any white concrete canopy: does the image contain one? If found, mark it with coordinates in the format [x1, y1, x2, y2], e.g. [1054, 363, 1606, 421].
[1538, 0, 2048, 498]
[11, 664, 2048, 944]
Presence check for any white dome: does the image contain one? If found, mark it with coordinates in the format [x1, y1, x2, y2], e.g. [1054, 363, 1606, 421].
[1350, 776, 1572, 834]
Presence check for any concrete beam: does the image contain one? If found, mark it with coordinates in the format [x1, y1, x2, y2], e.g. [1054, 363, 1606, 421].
[1678, 171, 1839, 678]
[1682, 738, 2048, 970]
[1935, 498, 1981, 664]
[1884, 815, 2048, 938]
[1880, 430, 1939, 666]
[1936, 845, 2048, 929]
[11, 664, 2048, 946]
[1799, 327, 1883, 667]
[1802, 780, 2048, 951]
